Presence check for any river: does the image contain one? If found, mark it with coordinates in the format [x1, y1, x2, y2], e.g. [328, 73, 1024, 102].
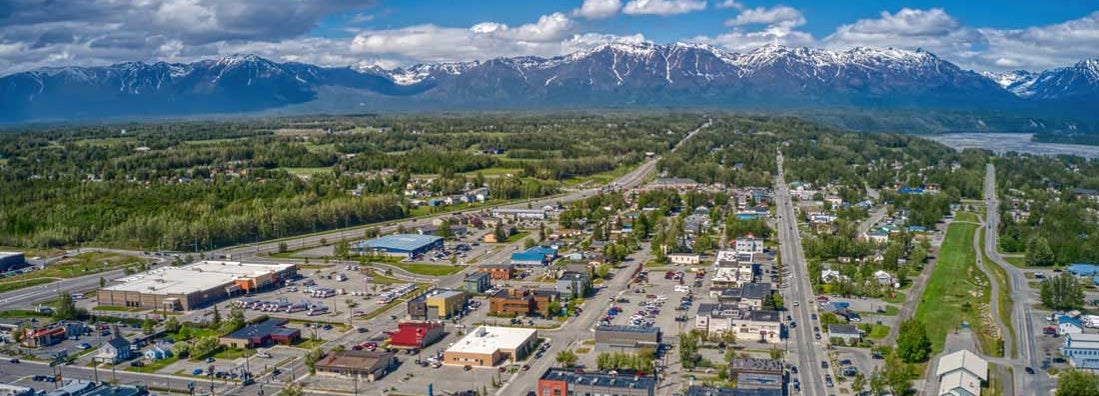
[927, 133, 1099, 159]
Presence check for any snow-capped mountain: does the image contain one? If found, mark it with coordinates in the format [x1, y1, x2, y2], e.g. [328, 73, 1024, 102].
[1, 43, 1097, 123]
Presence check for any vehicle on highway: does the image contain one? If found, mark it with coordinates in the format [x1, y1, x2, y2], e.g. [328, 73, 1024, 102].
[9, 358, 18, 363]
[1025, 367, 1035, 374]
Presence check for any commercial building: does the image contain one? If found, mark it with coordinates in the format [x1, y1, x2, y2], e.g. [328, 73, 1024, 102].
[492, 208, 546, 221]
[315, 350, 399, 382]
[219, 318, 300, 349]
[684, 386, 782, 396]
[407, 289, 468, 321]
[476, 263, 516, 280]
[594, 325, 662, 352]
[463, 272, 491, 294]
[0, 384, 34, 396]
[716, 283, 772, 310]
[98, 261, 296, 311]
[828, 324, 862, 345]
[667, 253, 701, 265]
[489, 288, 559, 317]
[0, 252, 25, 272]
[935, 349, 987, 396]
[1060, 333, 1099, 371]
[538, 368, 656, 396]
[388, 322, 445, 349]
[729, 358, 784, 377]
[734, 235, 765, 254]
[22, 326, 66, 348]
[511, 246, 557, 266]
[357, 234, 443, 258]
[695, 304, 782, 343]
[443, 326, 537, 367]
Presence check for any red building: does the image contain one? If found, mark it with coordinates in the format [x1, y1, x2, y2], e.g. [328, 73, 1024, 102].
[388, 322, 444, 349]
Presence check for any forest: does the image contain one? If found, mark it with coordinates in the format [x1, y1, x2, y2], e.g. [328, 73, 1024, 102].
[0, 113, 698, 251]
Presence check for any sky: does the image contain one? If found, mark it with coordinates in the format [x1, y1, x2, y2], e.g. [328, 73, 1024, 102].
[1, 0, 1097, 76]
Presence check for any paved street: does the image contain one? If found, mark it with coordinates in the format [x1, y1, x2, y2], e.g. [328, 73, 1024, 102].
[774, 151, 828, 396]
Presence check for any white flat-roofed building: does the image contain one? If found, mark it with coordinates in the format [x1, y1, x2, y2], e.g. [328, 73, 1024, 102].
[98, 261, 296, 311]
[443, 325, 537, 367]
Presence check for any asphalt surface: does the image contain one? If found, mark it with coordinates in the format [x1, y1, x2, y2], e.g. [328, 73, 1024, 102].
[2, 359, 234, 395]
[982, 163, 1050, 396]
[774, 151, 828, 396]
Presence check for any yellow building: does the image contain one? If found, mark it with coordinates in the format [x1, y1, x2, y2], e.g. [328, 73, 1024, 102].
[408, 289, 468, 320]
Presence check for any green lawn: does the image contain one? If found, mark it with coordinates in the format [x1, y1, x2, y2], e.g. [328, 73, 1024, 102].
[856, 305, 900, 316]
[459, 167, 521, 177]
[914, 220, 995, 355]
[981, 228, 1016, 358]
[1004, 256, 1027, 268]
[882, 292, 906, 304]
[124, 355, 180, 373]
[864, 324, 891, 340]
[2, 252, 144, 291]
[0, 278, 54, 293]
[389, 263, 463, 276]
[505, 231, 531, 243]
[280, 167, 332, 177]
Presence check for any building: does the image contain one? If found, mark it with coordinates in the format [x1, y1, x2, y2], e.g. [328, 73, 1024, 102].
[489, 288, 559, 317]
[828, 324, 862, 345]
[443, 326, 537, 367]
[873, 270, 896, 286]
[95, 331, 132, 363]
[511, 246, 557, 266]
[463, 272, 491, 294]
[935, 349, 988, 396]
[651, 177, 699, 190]
[1059, 315, 1085, 336]
[476, 264, 516, 280]
[143, 343, 172, 360]
[407, 289, 468, 320]
[0, 384, 35, 396]
[539, 368, 655, 396]
[668, 253, 701, 265]
[696, 304, 782, 343]
[22, 326, 66, 348]
[98, 261, 296, 311]
[684, 386, 782, 396]
[0, 252, 25, 272]
[357, 234, 444, 258]
[81, 385, 149, 396]
[594, 325, 662, 352]
[388, 322, 445, 349]
[729, 358, 784, 377]
[44, 380, 97, 396]
[1060, 333, 1099, 371]
[736, 373, 785, 394]
[716, 283, 772, 310]
[734, 235, 764, 254]
[316, 350, 399, 381]
[555, 271, 591, 299]
[219, 318, 301, 349]
[492, 208, 546, 221]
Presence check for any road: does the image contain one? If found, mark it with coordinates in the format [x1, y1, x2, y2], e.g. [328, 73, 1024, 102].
[774, 151, 828, 396]
[982, 163, 1050, 396]
[1, 359, 234, 395]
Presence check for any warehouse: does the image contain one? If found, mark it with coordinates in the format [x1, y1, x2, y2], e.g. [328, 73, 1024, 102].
[357, 234, 443, 258]
[0, 252, 25, 272]
[444, 326, 537, 367]
[97, 261, 297, 311]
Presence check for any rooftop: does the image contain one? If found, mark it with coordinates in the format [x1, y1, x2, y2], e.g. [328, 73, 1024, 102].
[102, 261, 294, 295]
[360, 234, 442, 251]
[539, 368, 656, 390]
[418, 289, 465, 301]
[828, 324, 860, 335]
[935, 349, 988, 380]
[596, 325, 661, 335]
[0, 252, 23, 258]
[685, 386, 781, 396]
[446, 326, 536, 355]
[317, 350, 394, 370]
[222, 318, 298, 340]
[729, 358, 784, 373]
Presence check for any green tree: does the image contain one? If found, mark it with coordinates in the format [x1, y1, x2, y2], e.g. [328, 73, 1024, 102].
[283, 383, 304, 396]
[172, 342, 191, 358]
[851, 372, 867, 395]
[164, 316, 181, 333]
[191, 336, 220, 358]
[305, 348, 324, 374]
[679, 330, 702, 370]
[883, 353, 914, 395]
[1041, 272, 1086, 311]
[555, 349, 578, 367]
[211, 305, 222, 326]
[53, 291, 84, 320]
[278, 242, 289, 254]
[99, 277, 106, 288]
[438, 220, 454, 240]
[1056, 370, 1099, 396]
[142, 318, 155, 335]
[1026, 236, 1056, 266]
[869, 368, 887, 396]
[546, 301, 562, 317]
[896, 319, 932, 363]
[595, 264, 611, 279]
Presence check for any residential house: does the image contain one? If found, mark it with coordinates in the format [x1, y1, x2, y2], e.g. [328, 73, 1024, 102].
[734, 234, 764, 254]
[821, 269, 849, 284]
[873, 270, 897, 286]
[1059, 315, 1085, 336]
[143, 343, 172, 360]
[96, 331, 133, 363]
[935, 349, 988, 396]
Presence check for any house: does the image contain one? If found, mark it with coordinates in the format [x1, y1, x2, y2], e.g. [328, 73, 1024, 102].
[463, 272, 491, 294]
[315, 350, 399, 382]
[828, 324, 862, 345]
[863, 230, 890, 243]
[388, 322, 445, 349]
[821, 269, 849, 284]
[667, 253, 701, 265]
[1061, 333, 1099, 371]
[873, 270, 896, 286]
[935, 349, 988, 396]
[143, 343, 173, 360]
[96, 330, 133, 363]
[1059, 315, 1085, 336]
[555, 271, 591, 299]
[510, 246, 557, 266]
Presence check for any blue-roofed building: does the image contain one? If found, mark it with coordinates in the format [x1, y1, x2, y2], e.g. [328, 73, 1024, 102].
[898, 187, 925, 195]
[1059, 315, 1084, 335]
[1067, 264, 1099, 277]
[357, 234, 444, 258]
[511, 246, 557, 266]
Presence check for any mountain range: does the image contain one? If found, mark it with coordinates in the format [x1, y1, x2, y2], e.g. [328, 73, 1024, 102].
[2, 42, 1098, 128]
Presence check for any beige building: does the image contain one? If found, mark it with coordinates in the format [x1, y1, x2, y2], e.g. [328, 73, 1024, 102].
[443, 326, 537, 367]
[97, 261, 296, 311]
[667, 253, 701, 265]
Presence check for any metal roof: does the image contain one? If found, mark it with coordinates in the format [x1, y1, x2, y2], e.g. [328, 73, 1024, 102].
[360, 234, 442, 251]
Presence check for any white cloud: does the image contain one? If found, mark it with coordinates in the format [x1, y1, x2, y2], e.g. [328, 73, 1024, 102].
[695, 26, 815, 52]
[823, 8, 982, 66]
[348, 13, 374, 24]
[977, 11, 1099, 71]
[622, 0, 707, 16]
[715, 0, 744, 10]
[573, 0, 622, 20]
[725, 5, 805, 28]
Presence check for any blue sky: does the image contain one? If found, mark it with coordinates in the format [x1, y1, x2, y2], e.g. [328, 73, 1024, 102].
[1, 0, 1097, 75]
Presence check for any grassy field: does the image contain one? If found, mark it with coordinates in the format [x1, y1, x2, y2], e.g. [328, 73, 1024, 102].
[0, 246, 64, 259]
[864, 324, 891, 340]
[856, 305, 900, 316]
[981, 228, 1016, 358]
[388, 263, 463, 276]
[505, 231, 531, 243]
[1004, 256, 1027, 268]
[124, 355, 180, 373]
[914, 219, 996, 355]
[280, 167, 333, 177]
[0, 252, 143, 293]
[459, 167, 522, 177]
[0, 278, 54, 293]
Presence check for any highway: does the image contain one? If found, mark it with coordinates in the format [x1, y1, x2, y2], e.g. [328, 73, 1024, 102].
[982, 163, 1050, 395]
[773, 151, 827, 396]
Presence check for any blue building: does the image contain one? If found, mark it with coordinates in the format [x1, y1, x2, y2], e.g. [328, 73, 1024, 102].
[358, 234, 444, 258]
[1061, 333, 1099, 371]
[1067, 264, 1099, 277]
[511, 246, 557, 266]
[463, 272, 491, 294]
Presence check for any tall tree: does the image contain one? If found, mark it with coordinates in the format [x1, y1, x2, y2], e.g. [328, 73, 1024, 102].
[1027, 236, 1056, 266]
[1056, 370, 1099, 396]
[555, 349, 578, 367]
[896, 319, 932, 363]
[1041, 272, 1086, 311]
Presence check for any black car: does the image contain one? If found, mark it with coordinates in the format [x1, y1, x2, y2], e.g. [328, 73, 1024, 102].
[1025, 367, 1035, 374]
[790, 365, 798, 374]
[8, 358, 18, 363]
[821, 361, 829, 369]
